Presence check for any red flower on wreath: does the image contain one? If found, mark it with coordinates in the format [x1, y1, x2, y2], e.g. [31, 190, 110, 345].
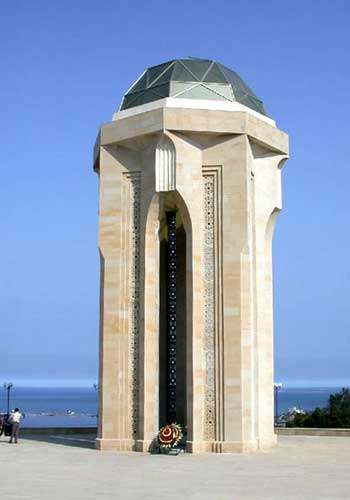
[157, 423, 182, 448]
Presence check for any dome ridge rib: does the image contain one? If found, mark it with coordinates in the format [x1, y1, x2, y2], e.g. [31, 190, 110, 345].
[179, 59, 201, 82]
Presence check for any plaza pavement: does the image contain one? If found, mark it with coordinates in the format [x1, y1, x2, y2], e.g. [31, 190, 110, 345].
[1, 434, 349, 499]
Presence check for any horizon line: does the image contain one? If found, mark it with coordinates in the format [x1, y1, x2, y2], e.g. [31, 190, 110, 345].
[1, 378, 350, 389]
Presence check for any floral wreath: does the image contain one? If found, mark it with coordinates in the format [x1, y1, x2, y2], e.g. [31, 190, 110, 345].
[157, 423, 183, 449]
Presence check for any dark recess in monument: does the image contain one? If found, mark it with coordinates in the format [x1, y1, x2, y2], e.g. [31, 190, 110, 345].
[159, 210, 187, 428]
[166, 211, 177, 424]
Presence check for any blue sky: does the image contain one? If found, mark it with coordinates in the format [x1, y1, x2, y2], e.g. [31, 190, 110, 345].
[1, 0, 349, 388]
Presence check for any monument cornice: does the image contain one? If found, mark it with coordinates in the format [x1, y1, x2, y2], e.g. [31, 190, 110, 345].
[93, 105, 288, 171]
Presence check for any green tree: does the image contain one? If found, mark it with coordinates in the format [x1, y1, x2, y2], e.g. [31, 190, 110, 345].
[287, 388, 350, 428]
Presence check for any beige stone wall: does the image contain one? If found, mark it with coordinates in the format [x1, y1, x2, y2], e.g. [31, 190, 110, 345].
[94, 103, 288, 453]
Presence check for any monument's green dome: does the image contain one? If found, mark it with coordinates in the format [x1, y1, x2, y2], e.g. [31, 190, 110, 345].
[120, 57, 266, 115]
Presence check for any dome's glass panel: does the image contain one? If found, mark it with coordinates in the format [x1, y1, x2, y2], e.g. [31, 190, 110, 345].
[203, 63, 227, 84]
[147, 61, 172, 86]
[181, 59, 212, 81]
[172, 61, 198, 82]
[150, 83, 171, 98]
[151, 65, 175, 86]
[128, 72, 148, 93]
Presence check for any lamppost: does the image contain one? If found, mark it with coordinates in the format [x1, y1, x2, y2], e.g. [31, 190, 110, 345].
[93, 383, 99, 428]
[274, 383, 282, 426]
[3, 382, 13, 415]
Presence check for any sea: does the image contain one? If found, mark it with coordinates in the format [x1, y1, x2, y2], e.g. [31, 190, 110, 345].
[1, 387, 97, 428]
[0, 386, 345, 428]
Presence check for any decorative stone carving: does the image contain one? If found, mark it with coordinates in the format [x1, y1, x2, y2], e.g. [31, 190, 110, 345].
[127, 172, 141, 438]
[166, 211, 177, 423]
[155, 135, 176, 192]
[203, 173, 216, 440]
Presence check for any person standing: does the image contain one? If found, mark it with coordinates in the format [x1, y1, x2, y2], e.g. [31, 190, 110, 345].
[9, 408, 22, 444]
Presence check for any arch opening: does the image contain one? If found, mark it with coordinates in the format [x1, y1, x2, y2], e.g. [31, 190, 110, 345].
[158, 193, 189, 429]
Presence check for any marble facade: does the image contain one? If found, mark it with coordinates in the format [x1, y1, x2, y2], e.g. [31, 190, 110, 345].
[94, 95, 289, 453]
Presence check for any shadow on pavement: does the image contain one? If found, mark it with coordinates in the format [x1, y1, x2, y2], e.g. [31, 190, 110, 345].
[21, 434, 96, 449]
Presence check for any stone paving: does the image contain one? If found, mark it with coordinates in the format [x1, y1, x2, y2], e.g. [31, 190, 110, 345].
[1, 434, 349, 499]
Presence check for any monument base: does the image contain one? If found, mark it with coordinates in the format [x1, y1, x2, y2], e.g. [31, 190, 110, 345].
[187, 436, 277, 454]
[96, 435, 277, 453]
[208, 440, 259, 453]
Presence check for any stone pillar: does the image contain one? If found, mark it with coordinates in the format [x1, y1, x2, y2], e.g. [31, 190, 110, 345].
[96, 146, 137, 451]
[249, 142, 288, 449]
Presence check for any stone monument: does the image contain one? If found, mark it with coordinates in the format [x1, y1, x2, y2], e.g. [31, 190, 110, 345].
[93, 57, 289, 453]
